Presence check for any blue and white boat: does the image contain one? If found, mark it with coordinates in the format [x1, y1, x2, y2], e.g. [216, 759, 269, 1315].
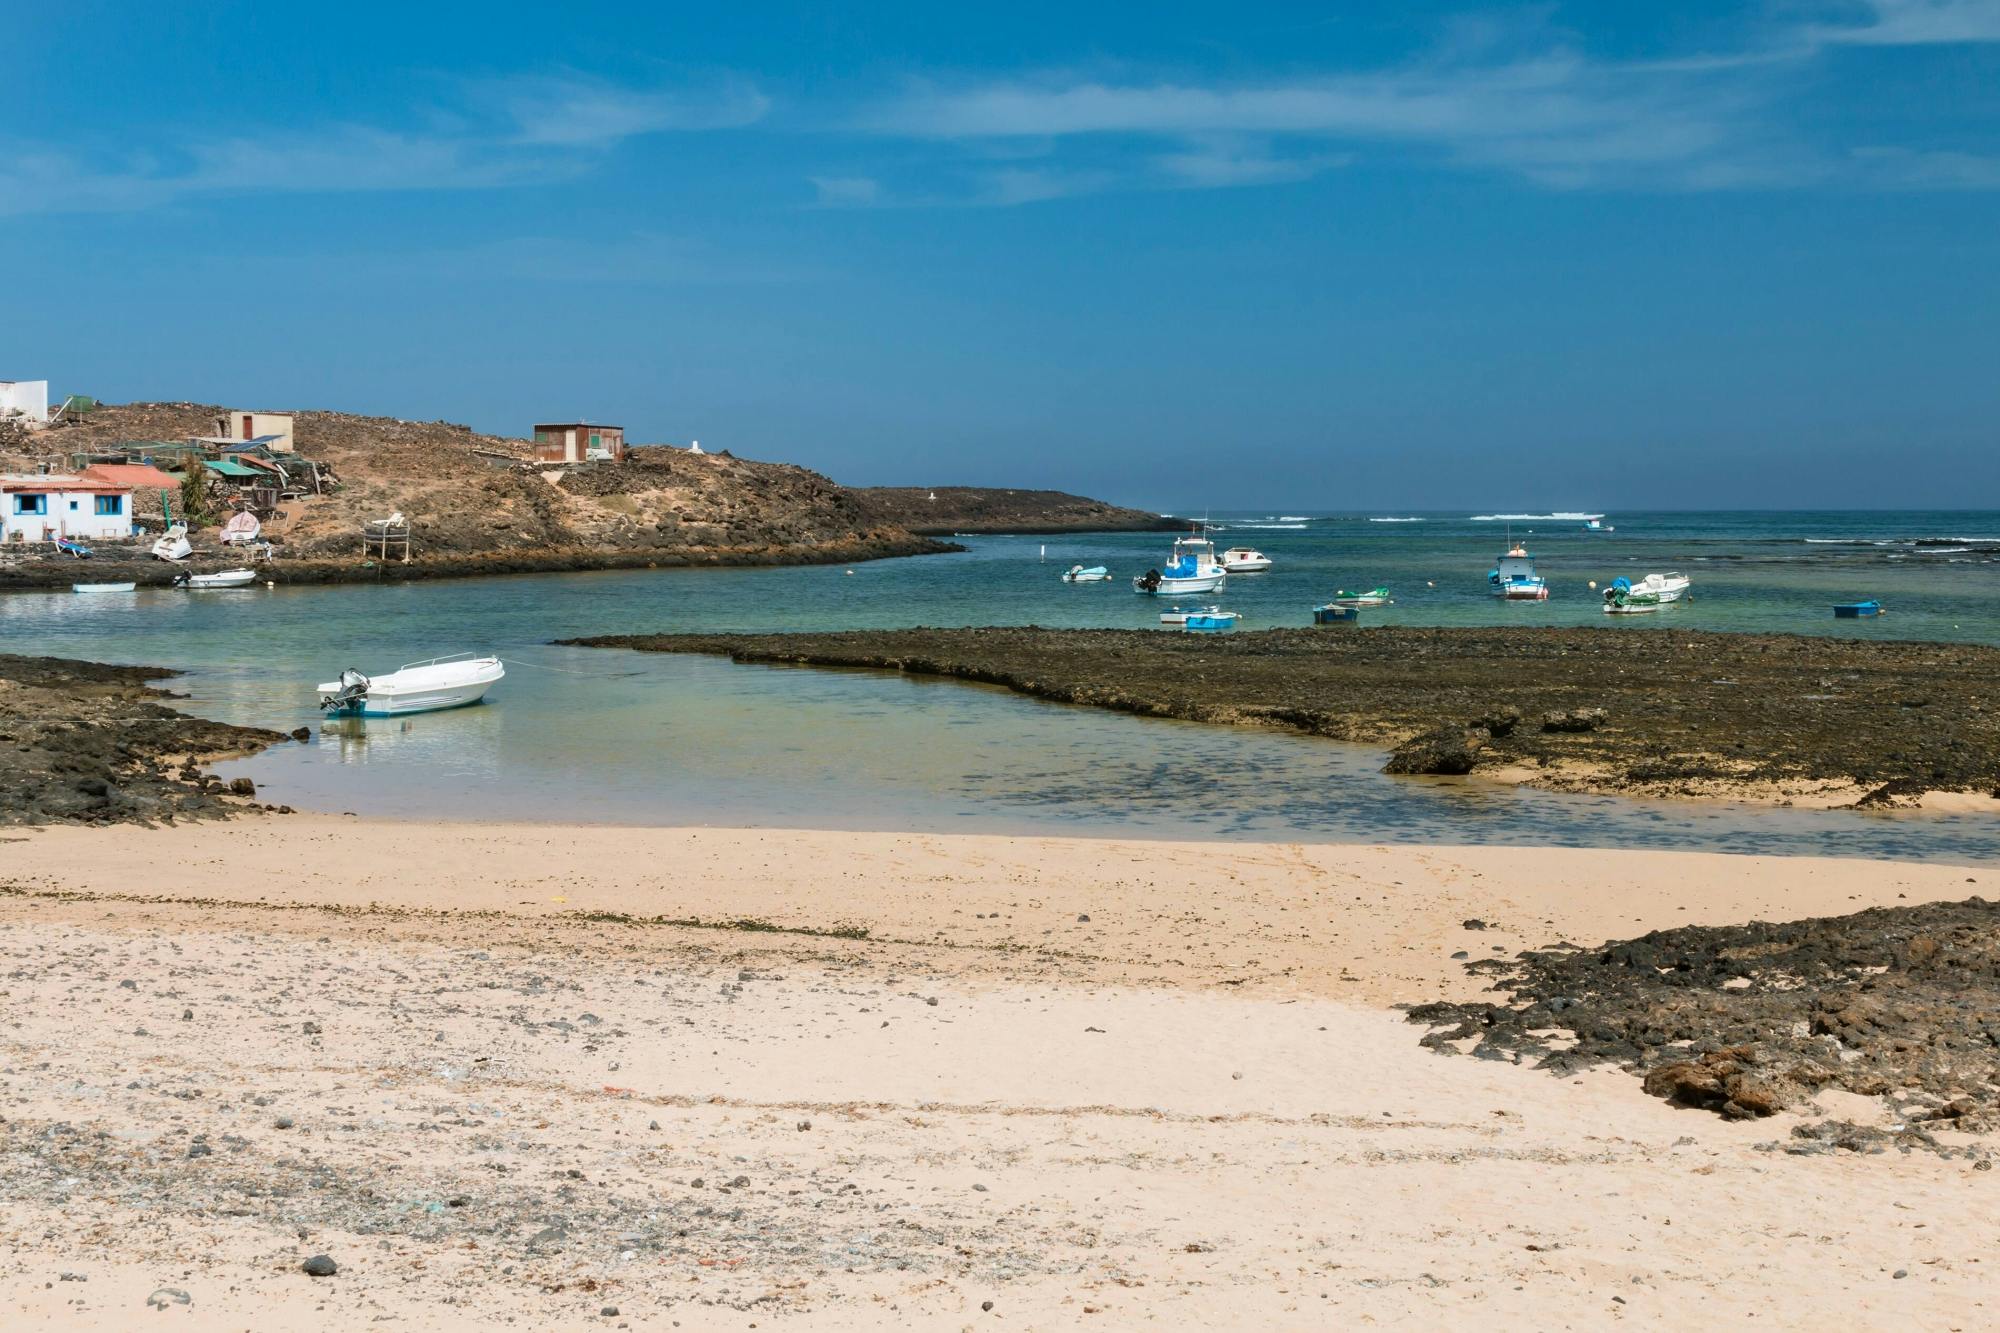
[1489, 545, 1549, 600]
[1133, 533, 1227, 596]
[1833, 600, 1885, 618]
[1583, 517, 1614, 532]
[1061, 564, 1112, 583]
[1182, 610, 1240, 631]
[1313, 603, 1361, 624]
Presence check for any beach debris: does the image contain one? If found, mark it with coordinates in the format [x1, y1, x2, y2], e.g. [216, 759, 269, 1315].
[147, 1288, 192, 1309]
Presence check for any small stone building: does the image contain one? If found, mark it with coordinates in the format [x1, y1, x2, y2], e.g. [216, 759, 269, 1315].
[533, 422, 625, 464]
[215, 410, 296, 453]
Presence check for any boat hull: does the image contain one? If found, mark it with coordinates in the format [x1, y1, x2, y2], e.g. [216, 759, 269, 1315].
[73, 582, 137, 593]
[319, 658, 505, 717]
[1135, 573, 1225, 595]
[1314, 605, 1360, 624]
[1495, 584, 1549, 600]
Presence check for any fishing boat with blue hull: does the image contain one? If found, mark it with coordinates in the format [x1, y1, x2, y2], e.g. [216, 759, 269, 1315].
[1834, 600, 1885, 619]
[1489, 545, 1549, 600]
[1313, 603, 1361, 624]
[1182, 610, 1240, 631]
[318, 653, 505, 717]
[1133, 532, 1227, 596]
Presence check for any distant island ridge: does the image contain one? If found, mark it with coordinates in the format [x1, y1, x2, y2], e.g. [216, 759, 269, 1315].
[0, 401, 1168, 587]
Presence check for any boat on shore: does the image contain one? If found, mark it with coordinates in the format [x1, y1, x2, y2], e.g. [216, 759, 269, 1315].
[1313, 603, 1361, 624]
[1326, 586, 1392, 607]
[151, 524, 192, 562]
[1183, 610, 1240, 631]
[1134, 532, 1227, 596]
[72, 582, 137, 593]
[1489, 546, 1549, 600]
[1219, 547, 1272, 572]
[173, 568, 256, 589]
[1061, 564, 1112, 583]
[318, 653, 505, 716]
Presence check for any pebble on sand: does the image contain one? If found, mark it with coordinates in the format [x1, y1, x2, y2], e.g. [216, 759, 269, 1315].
[302, 1254, 339, 1277]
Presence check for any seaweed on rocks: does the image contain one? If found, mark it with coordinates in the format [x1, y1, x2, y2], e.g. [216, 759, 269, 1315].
[0, 655, 286, 825]
[1406, 896, 2000, 1135]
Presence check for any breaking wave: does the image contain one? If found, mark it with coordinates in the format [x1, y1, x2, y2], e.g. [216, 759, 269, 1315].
[1470, 512, 1604, 522]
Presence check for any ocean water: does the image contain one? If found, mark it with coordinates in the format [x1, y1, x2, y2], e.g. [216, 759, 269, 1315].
[6, 509, 1996, 859]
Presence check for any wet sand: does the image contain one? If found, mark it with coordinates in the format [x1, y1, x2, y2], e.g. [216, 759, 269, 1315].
[2, 817, 1994, 1328]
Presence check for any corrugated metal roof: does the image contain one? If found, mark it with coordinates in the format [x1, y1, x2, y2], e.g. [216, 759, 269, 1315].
[203, 459, 263, 477]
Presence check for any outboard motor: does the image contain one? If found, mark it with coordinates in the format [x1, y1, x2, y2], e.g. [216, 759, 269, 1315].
[1139, 569, 1161, 592]
[320, 669, 371, 714]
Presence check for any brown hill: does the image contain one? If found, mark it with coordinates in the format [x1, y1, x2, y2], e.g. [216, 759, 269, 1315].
[852, 486, 1177, 535]
[20, 403, 949, 571]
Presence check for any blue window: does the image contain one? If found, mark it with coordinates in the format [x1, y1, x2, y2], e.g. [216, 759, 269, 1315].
[13, 494, 44, 516]
[95, 495, 123, 516]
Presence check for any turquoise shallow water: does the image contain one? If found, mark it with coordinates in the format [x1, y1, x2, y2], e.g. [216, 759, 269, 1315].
[6, 509, 1997, 859]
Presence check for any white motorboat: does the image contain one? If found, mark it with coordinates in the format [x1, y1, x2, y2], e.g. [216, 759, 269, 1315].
[1630, 571, 1691, 603]
[73, 582, 137, 593]
[318, 653, 504, 717]
[1158, 604, 1227, 625]
[151, 523, 193, 562]
[1061, 564, 1112, 583]
[174, 568, 256, 588]
[1134, 532, 1227, 595]
[1219, 546, 1273, 572]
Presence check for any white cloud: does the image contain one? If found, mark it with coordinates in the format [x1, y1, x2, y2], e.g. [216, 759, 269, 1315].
[1811, 0, 2000, 45]
[809, 175, 883, 207]
[1, 75, 767, 218]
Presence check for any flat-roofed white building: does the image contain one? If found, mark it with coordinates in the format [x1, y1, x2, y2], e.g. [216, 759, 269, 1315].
[0, 381, 49, 423]
[0, 474, 135, 543]
[215, 409, 296, 453]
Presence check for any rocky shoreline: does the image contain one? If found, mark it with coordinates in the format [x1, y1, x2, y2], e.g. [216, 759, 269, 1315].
[1409, 894, 2000, 1146]
[851, 485, 1178, 534]
[0, 655, 288, 823]
[563, 626, 2000, 806]
[0, 533, 957, 592]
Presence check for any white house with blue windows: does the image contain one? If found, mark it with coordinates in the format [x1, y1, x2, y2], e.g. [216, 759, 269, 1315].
[1, 474, 136, 544]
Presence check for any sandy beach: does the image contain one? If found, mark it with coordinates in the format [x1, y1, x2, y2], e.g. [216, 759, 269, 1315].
[3, 817, 1994, 1329]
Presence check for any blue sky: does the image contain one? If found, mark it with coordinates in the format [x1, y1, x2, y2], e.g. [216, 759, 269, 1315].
[3, 0, 1997, 510]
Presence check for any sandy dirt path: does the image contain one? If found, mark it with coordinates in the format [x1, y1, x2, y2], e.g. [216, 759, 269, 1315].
[1, 818, 1994, 1329]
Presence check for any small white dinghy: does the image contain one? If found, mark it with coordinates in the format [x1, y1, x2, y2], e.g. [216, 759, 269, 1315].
[73, 582, 138, 593]
[318, 653, 504, 717]
[174, 568, 256, 589]
[1219, 547, 1273, 572]
[1061, 564, 1112, 583]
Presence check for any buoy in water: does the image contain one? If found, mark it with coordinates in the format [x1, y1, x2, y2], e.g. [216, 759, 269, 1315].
[844, 569, 854, 576]
[1588, 580, 1597, 590]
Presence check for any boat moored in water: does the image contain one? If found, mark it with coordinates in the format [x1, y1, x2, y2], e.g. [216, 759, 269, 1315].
[1834, 600, 1885, 618]
[1489, 546, 1549, 600]
[1602, 577, 1661, 614]
[1219, 547, 1272, 572]
[318, 653, 505, 716]
[1313, 603, 1361, 624]
[1182, 610, 1240, 631]
[1159, 604, 1225, 625]
[1061, 564, 1112, 583]
[1630, 571, 1690, 603]
[1134, 532, 1228, 595]
[173, 568, 257, 589]
[1326, 586, 1392, 607]
[72, 582, 137, 593]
